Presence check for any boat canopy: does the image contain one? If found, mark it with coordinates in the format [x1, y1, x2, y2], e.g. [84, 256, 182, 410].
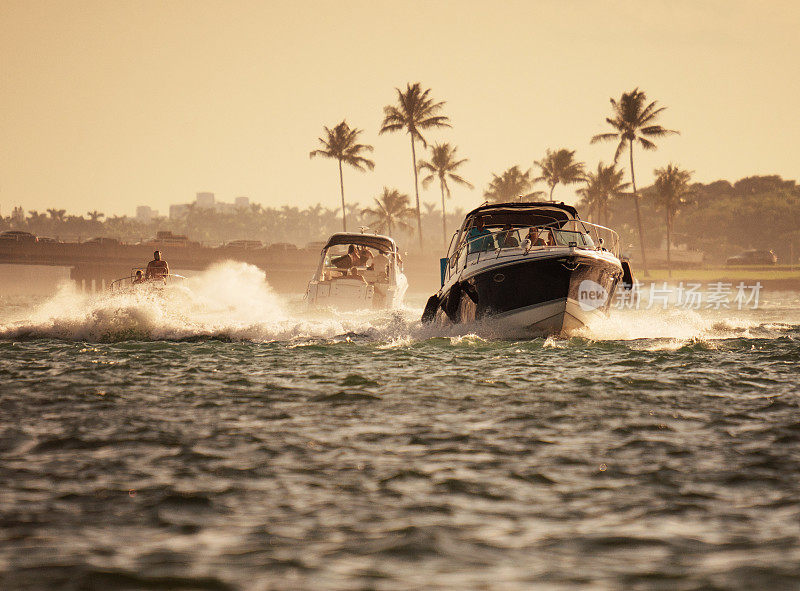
[323, 233, 397, 253]
[462, 202, 579, 229]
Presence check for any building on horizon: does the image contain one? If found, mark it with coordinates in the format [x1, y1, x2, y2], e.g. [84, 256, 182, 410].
[168, 192, 252, 219]
[136, 206, 159, 222]
[195, 192, 215, 209]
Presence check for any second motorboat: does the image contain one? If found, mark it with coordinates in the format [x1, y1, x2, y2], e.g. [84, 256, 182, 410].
[305, 232, 408, 310]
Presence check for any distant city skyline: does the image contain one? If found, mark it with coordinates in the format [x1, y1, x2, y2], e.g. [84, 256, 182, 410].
[1, 0, 799, 216]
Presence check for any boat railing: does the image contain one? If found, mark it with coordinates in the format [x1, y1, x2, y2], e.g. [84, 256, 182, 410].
[443, 221, 619, 284]
[109, 273, 186, 291]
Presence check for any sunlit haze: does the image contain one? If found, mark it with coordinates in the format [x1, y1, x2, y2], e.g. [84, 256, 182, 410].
[2, 0, 799, 216]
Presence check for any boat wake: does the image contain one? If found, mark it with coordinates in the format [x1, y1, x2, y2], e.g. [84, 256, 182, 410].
[0, 262, 797, 345]
[0, 263, 418, 342]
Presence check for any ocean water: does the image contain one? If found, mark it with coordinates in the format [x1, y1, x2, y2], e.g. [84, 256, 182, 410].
[1, 263, 799, 590]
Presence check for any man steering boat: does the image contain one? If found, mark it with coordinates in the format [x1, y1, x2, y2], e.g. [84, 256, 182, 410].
[145, 250, 170, 280]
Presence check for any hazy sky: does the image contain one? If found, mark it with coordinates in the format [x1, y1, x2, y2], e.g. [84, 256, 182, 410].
[1, 0, 799, 217]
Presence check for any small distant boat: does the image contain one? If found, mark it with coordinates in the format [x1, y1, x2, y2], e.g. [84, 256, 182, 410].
[305, 232, 408, 310]
[109, 269, 187, 292]
[421, 202, 633, 336]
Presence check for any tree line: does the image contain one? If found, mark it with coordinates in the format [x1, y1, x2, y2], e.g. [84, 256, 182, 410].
[0, 201, 469, 251]
[595, 174, 800, 266]
[5, 172, 796, 266]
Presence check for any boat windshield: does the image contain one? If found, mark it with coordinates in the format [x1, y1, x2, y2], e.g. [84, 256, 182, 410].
[320, 243, 393, 284]
[442, 220, 620, 285]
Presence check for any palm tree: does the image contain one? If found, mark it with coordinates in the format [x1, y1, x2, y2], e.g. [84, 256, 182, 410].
[380, 83, 451, 249]
[418, 143, 474, 248]
[310, 120, 375, 232]
[591, 88, 678, 274]
[87, 210, 104, 223]
[46, 208, 66, 223]
[577, 163, 630, 226]
[422, 202, 438, 216]
[362, 187, 416, 237]
[534, 148, 585, 202]
[483, 166, 535, 203]
[653, 164, 692, 277]
[27, 210, 48, 226]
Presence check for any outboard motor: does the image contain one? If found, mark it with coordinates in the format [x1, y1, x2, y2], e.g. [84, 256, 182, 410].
[421, 295, 439, 323]
[621, 261, 634, 290]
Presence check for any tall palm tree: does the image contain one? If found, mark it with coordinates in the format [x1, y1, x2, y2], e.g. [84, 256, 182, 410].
[380, 83, 451, 249]
[653, 164, 692, 277]
[310, 120, 375, 232]
[87, 210, 104, 223]
[483, 166, 536, 203]
[418, 143, 474, 248]
[577, 162, 630, 226]
[591, 88, 678, 274]
[361, 187, 416, 237]
[534, 148, 586, 202]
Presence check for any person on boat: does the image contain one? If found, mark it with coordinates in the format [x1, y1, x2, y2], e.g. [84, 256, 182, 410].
[370, 249, 391, 280]
[499, 224, 519, 248]
[357, 246, 373, 267]
[332, 244, 358, 269]
[132, 270, 146, 284]
[525, 228, 548, 247]
[145, 250, 170, 279]
[467, 216, 494, 253]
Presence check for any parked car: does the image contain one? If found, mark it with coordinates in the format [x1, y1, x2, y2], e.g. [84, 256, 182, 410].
[223, 239, 263, 249]
[0, 230, 37, 243]
[84, 237, 121, 246]
[726, 249, 777, 265]
[36, 236, 61, 243]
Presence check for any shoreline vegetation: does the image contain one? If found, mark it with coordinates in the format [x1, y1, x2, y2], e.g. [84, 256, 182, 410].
[2, 84, 798, 268]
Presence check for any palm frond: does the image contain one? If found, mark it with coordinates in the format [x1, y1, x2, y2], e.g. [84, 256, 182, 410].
[591, 132, 619, 144]
[446, 173, 473, 189]
[613, 139, 627, 163]
[638, 137, 657, 150]
[640, 125, 679, 137]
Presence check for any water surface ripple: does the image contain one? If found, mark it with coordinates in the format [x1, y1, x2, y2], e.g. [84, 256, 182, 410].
[1, 272, 799, 590]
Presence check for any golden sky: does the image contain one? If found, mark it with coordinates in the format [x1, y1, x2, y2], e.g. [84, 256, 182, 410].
[1, 0, 799, 216]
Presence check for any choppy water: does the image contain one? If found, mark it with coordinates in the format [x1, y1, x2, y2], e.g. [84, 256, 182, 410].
[1, 263, 799, 590]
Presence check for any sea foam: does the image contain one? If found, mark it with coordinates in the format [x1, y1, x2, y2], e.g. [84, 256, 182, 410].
[1, 262, 795, 344]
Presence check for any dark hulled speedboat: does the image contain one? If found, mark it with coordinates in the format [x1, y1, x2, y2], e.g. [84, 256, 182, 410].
[421, 202, 633, 337]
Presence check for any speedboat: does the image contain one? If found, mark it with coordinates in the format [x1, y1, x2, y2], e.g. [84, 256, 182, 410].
[109, 269, 186, 292]
[421, 202, 633, 336]
[305, 232, 408, 310]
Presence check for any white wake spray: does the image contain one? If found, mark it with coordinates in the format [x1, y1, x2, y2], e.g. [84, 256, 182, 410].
[0, 262, 423, 342]
[0, 263, 795, 344]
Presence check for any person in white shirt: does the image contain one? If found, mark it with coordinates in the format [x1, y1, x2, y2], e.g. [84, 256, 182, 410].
[371, 250, 391, 281]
